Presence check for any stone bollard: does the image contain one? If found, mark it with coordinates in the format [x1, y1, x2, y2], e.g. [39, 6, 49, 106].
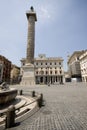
[5, 105, 15, 128]
[19, 90, 23, 95]
[32, 91, 35, 97]
[38, 93, 43, 107]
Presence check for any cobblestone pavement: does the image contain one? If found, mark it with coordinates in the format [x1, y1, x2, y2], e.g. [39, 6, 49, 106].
[1, 82, 87, 130]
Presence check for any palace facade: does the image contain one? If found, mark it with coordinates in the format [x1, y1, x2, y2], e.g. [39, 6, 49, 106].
[20, 54, 64, 85]
[79, 50, 87, 82]
[67, 51, 85, 82]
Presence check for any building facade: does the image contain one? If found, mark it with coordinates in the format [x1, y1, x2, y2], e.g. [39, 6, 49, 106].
[21, 54, 64, 85]
[79, 50, 87, 82]
[10, 64, 20, 84]
[0, 55, 11, 83]
[67, 51, 84, 82]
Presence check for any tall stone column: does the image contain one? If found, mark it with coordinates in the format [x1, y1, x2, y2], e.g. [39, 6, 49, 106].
[20, 7, 37, 85]
[26, 6, 37, 64]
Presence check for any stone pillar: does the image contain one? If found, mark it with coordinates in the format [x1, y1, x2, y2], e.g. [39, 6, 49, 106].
[26, 6, 37, 64]
[20, 7, 37, 85]
[5, 105, 15, 128]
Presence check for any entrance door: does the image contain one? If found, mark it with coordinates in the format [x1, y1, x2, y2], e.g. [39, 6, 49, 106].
[40, 77, 43, 83]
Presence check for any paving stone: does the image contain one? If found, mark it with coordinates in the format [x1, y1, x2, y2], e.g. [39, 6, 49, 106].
[0, 82, 87, 130]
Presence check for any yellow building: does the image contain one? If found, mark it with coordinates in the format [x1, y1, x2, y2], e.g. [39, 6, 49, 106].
[11, 64, 20, 84]
[0, 55, 11, 83]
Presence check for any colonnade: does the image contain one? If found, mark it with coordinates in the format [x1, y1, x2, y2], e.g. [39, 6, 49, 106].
[35, 76, 63, 84]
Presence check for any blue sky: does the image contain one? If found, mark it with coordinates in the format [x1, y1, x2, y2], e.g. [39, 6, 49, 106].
[0, 0, 87, 70]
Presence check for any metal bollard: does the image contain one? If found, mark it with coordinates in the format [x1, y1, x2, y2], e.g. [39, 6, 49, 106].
[5, 105, 15, 128]
[38, 93, 43, 107]
[19, 90, 23, 95]
[32, 91, 35, 97]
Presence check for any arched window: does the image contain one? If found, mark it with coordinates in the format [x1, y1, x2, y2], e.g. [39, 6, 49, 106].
[40, 70, 44, 75]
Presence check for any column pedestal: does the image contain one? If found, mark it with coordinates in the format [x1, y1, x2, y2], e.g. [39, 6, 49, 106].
[20, 63, 35, 85]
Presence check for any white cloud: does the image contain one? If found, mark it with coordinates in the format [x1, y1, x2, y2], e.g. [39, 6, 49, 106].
[40, 7, 51, 19]
[37, 5, 54, 25]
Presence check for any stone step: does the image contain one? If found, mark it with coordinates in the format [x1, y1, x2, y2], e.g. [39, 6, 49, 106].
[16, 107, 30, 117]
[0, 115, 6, 125]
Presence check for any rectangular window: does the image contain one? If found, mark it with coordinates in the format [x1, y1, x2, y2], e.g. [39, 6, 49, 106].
[36, 71, 38, 74]
[46, 71, 48, 75]
[36, 63, 38, 65]
[60, 70, 62, 74]
[41, 63, 43, 65]
[55, 71, 57, 74]
[50, 71, 52, 74]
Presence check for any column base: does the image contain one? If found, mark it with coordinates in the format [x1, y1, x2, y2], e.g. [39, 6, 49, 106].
[20, 63, 35, 85]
